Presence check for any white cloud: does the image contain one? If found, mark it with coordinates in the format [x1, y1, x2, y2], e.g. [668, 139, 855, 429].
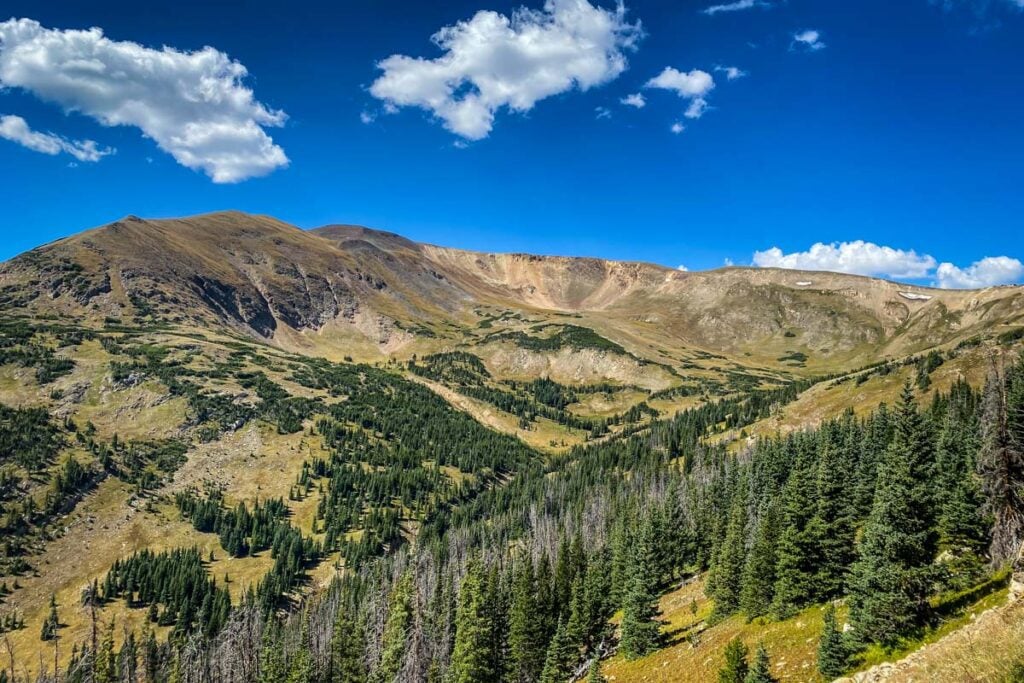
[595, 106, 612, 119]
[645, 67, 715, 120]
[701, 0, 768, 15]
[792, 29, 826, 51]
[676, 264, 688, 271]
[935, 257, 1024, 289]
[715, 65, 747, 80]
[360, 111, 376, 124]
[670, 121, 685, 134]
[369, 0, 641, 140]
[0, 18, 288, 183]
[752, 241, 936, 279]
[0, 114, 112, 161]
[752, 240, 1024, 289]
[621, 92, 646, 108]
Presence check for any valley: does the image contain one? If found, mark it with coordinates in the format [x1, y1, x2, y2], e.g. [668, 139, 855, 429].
[0, 212, 1022, 682]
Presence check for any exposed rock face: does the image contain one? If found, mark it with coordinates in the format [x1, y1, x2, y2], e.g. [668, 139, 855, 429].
[2, 211, 1022, 375]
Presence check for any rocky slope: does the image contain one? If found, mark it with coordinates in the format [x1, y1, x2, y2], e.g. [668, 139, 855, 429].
[3, 211, 1023, 384]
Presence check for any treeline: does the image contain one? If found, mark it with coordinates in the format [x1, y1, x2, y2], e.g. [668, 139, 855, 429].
[25, 350, 1024, 683]
[408, 352, 657, 437]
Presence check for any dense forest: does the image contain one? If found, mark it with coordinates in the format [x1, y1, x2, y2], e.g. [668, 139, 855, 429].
[11, 340, 1020, 683]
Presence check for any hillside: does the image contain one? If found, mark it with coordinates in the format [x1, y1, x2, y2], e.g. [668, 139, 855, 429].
[0, 212, 1022, 683]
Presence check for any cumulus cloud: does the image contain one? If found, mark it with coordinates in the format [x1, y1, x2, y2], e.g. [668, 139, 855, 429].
[0, 114, 113, 161]
[935, 257, 1024, 289]
[369, 0, 641, 140]
[670, 121, 685, 134]
[595, 106, 612, 119]
[701, 0, 769, 15]
[0, 18, 288, 183]
[621, 92, 646, 108]
[752, 240, 1024, 289]
[715, 65, 747, 80]
[792, 29, 826, 51]
[752, 241, 936, 279]
[676, 264, 688, 271]
[645, 67, 715, 120]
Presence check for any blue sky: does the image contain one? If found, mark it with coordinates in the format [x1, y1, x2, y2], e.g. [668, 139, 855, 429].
[1, 0, 1022, 288]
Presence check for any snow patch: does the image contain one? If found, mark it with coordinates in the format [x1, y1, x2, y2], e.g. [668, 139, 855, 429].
[898, 291, 933, 301]
[795, 281, 813, 286]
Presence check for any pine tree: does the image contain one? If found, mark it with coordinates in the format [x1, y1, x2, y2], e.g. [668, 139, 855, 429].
[811, 438, 857, 600]
[712, 482, 748, 619]
[286, 621, 313, 683]
[331, 608, 367, 683]
[936, 387, 987, 551]
[259, 625, 286, 683]
[772, 439, 819, 618]
[40, 594, 59, 641]
[740, 499, 781, 620]
[619, 518, 661, 660]
[817, 605, 849, 679]
[718, 637, 749, 683]
[376, 570, 414, 683]
[449, 560, 496, 683]
[539, 616, 576, 683]
[507, 561, 543, 683]
[95, 618, 116, 683]
[848, 383, 938, 646]
[744, 643, 777, 683]
[586, 658, 607, 683]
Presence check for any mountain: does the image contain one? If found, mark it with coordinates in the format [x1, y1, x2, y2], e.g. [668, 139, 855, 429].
[4, 211, 1023, 378]
[1, 211, 1023, 683]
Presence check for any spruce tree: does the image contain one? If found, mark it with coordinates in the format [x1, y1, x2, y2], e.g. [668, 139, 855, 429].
[712, 482, 748, 619]
[619, 518, 661, 660]
[811, 438, 857, 600]
[848, 383, 938, 646]
[375, 571, 414, 683]
[740, 499, 781, 620]
[718, 637, 749, 683]
[586, 658, 606, 683]
[745, 643, 777, 683]
[507, 561, 543, 683]
[259, 624, 286, 683]
[449, 560, 495, 683]
[817, 605, 849, 679]
[772, 439, 819, 618]
[539, 616, 576, 683]
[40, 594, 59, 641]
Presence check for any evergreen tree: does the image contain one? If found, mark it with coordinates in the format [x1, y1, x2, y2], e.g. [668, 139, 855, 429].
[811, 439, 857, 599]
[718, 638, 749, 683]
[740, 499, 781, 620]
[817, 605, 849, 679]
[449, 560, 496, 683]
[586, 658, 606, 683]
[744, 643, 776, 683]
[259, 625, 286, 683]
[286, 622, 313, 683]
[619, 519, 661, 660]
[40, 594, 59, 641]
[936, 386, 988, 551]
[712, 481, 748, 619]
[376, 571, 414, 683]
[848, 383, 938, 646]
[539, 616, 576, 683]
[331, 608, 367, 683]
[95, 618, 116, 683]
[507, 561, 543, 683]
[772, 439, 819, 618]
